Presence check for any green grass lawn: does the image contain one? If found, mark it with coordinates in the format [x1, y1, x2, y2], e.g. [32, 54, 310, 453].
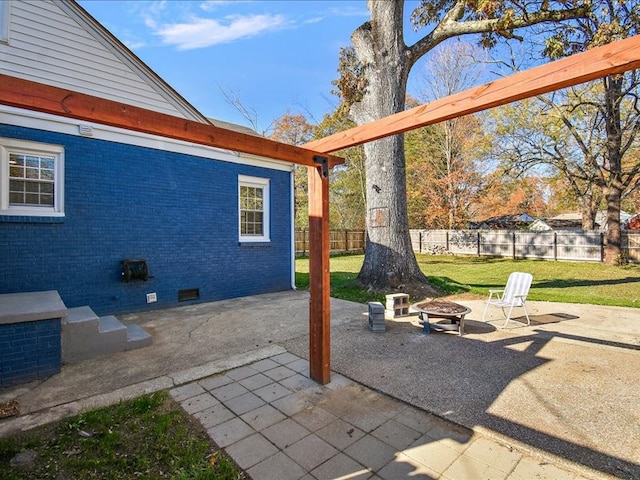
[0, 392, 243, 480]
[296, 253, 640, 308]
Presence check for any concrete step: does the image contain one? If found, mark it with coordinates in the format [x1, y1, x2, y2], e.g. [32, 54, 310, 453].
[62, 307, 152, 363]
[125, 323, 153, 350]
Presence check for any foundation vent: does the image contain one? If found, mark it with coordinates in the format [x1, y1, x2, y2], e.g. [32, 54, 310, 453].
[178, 288, 200, 302]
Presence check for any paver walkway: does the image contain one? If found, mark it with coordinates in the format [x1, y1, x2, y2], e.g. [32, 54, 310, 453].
[171, 351, 593, 480]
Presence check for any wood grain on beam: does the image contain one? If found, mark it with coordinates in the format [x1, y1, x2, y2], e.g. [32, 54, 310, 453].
[308, 165, 331, 384]
[0, 74, 344, 168]
[305, 35, 640, 153]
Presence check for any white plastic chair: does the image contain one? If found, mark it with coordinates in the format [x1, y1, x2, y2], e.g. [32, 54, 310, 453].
[482, 272, 533, 327]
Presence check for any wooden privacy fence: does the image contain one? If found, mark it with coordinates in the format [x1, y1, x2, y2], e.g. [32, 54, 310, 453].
[296, 230, 365, 256]
[410, 229, 640, 263]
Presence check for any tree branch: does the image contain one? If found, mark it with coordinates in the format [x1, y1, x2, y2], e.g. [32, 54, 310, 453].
[407, 5, 588, 68]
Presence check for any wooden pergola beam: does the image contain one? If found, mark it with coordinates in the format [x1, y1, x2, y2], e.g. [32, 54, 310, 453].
[0, 74, 344, 169]
[305, 35, 640, 153]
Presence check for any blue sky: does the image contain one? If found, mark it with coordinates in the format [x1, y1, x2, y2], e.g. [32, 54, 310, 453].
[78, 1, 428, 130]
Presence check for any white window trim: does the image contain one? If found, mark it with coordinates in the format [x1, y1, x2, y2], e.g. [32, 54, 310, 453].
[238, 174, 270, 243]
[0, 0, 10, 44]
[0, 138, 65, 217]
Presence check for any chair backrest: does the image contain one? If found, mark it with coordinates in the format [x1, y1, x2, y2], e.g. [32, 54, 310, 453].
[502, 272, 533, 306]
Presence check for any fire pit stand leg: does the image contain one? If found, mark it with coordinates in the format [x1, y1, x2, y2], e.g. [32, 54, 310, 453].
[418, 312, 430, 334]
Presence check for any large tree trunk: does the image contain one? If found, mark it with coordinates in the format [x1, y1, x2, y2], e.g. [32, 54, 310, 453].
[604, 187, 623, 264]
[351, 1, 428, 289]
[603, 75, 625, 264]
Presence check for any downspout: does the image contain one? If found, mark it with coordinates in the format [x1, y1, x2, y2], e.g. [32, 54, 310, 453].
[290, 166, 296, 290]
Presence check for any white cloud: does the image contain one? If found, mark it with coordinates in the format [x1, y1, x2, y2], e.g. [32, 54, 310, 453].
[199, 1, 253, 12]
[153, 13, 289, 49]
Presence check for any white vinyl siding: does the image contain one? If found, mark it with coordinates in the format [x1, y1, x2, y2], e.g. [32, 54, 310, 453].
[239, 175, 270, 243]
[0, 1, 10, 43]
[0, 138, 64, 216]
[0, 0, 197, 119]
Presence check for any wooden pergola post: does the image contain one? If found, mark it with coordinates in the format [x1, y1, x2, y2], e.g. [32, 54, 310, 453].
[308, 158, 331, 384]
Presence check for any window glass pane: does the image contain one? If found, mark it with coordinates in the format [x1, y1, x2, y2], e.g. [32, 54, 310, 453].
[41, 158, 54, 170]
[7, 152, 57, 208]
[9, 154, 25, 166]
[9, 179, 24, 191]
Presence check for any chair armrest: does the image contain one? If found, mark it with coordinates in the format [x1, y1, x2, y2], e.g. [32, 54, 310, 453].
[488, 289, 504, 294]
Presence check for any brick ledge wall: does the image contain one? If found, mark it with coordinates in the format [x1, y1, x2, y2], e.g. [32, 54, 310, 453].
[0, 291, 67, 387]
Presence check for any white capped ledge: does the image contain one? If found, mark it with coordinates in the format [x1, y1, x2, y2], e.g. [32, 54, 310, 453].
[0, 290, 67, 324]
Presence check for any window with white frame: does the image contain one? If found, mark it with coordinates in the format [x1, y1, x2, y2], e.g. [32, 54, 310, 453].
[238, 175, 270, 242]
[0, 138, 64, 216]
[0, 0, 10, 43]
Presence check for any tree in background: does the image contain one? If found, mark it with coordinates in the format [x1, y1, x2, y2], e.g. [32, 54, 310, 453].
[269, 112, 315, 229]
[406, 114, 488, 228]
[315, 111, 367, 230]
[489, 96, 605, 229]
[334, 0, 588, 290]
[270, 110, 367, 231]
[407, 42, 490, 229]
[474, 172, 549, 221]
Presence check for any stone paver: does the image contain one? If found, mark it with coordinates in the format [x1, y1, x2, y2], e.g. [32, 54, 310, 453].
[311, 453, 372, 480]
[207, 417, 254, 448]
[345, 435, 399, 472]
[169, 382, 205, 402]
[316, 418, 366, 450]
[174, 352, 596, 480]
[240, 403, 286, 431]
[224, 391, 265, 416]
[224, 433, 278, 470]
[179, 392, 218, 414]
[283, 433, 338, 471]
[247, 451, 306, 480]
[193, 403, 235, 429]
[198, 374, 232, 391]
[371, 418, 422, 450]
[261, 418, 311, 449]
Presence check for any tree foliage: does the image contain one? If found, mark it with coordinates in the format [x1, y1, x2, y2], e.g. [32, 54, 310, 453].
[269, 113, 314, 228]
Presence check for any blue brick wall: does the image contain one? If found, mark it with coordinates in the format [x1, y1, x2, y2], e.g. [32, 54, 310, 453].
[0, 125, 293, 314]
[0, 319, 61, 387]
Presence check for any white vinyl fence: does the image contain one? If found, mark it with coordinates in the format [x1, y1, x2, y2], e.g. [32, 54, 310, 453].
[410, 229, 640, 263]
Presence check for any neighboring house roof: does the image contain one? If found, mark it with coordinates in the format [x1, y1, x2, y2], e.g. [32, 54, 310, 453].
[1, 0, 209, 123]
[529, 218, 596, 231]
[595, 210, 635, 230]
[477, 213, 536, 230]
[549, 212, 582, 221]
